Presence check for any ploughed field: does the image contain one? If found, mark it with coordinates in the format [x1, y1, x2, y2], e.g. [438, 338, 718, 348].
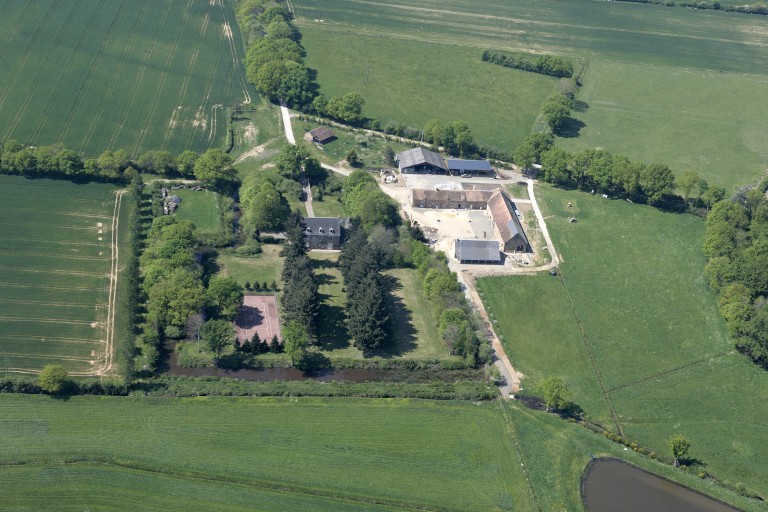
[0, 0, 253, 157]
[293, 0, 768, 188]
[0, 176, 120, 375]
[478, 186, 768, 498]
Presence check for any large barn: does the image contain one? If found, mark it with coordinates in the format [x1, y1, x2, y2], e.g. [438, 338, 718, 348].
[411, 189, 494, 209]
[454, 239, 502, 264]
[487, 190, 530, 253]
[447, 159, 493, 176]
[396, 148, 448, 174]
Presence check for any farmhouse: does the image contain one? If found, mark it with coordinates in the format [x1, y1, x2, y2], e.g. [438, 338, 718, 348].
[455, 239, 502, 264]
[411, 189, 493, 209]
[304, 127, 335, 144]
[303, 217, 348, 250]
[487, 190, 530, 253]
[447, 159, 493, 176]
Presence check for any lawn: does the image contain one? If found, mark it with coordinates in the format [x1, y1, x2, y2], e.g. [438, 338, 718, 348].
[217, 244, 283, 289]
[0, 0, 255, 157]
[0, 395, 530, 512]
[293, 0, 768, 187]
[171, 188, 219, 235]
[292, 118, 412, 170]
[478, 185, 768, 496]
[309, 252, 453, 360]
[296, 24, 556, 151]
[0, 176, 122, 375]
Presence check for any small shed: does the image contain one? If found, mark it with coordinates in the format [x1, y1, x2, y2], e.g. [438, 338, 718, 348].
[455, 239, 502, 264]
[304, 127, 335, 144]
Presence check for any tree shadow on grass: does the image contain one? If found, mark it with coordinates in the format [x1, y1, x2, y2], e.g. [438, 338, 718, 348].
[314, 296, 350, 352]
[573, 99, 590, 113]
[555, 117, 586, 138]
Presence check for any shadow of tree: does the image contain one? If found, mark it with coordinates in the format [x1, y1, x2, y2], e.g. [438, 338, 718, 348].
[573, 99, 590, 113]
[555, 117, 586, 138]
[369, 274, 417, 358]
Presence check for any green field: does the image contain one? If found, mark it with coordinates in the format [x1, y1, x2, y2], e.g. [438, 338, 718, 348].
[293, 0, 768, 188]
[0, 176, 122, 375]
[172, 189, 220, 235]
[0, 395, 530, 512]
[478, 185, 768, 495]
[218, 245, 283, 288]
[0, 0, 254, 157]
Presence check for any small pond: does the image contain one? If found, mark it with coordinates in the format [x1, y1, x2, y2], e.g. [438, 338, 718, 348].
[582, 458, 740, 512]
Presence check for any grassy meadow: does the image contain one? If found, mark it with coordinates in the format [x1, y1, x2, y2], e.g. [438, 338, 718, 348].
[293, 0, 768, 187]
[0, 176, 121, 375]
[217, 244, 283, 288]
[0, 0, 254, 157]
[478, 185, 768, 496]
[0, 395, 530, 512]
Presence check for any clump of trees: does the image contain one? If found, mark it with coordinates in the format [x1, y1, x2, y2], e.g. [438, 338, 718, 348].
[422, 119, 476, 158]
[240, 1, 313, 106]
[312, 92, 366, 124]
[38, 365, 71, 395]
[341, 170, 400, 232]
[482, 50, 574, 78]
[703, 184, 768, 367]
[542, 93, 575, 134]
[339, 222, 390, 352]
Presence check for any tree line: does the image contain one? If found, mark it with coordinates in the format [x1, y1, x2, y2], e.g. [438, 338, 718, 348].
[613, 0, 768, 16]
[703, 183, 768, 367]
[482, 50, 574, 78]
[514, 133, 726, 210]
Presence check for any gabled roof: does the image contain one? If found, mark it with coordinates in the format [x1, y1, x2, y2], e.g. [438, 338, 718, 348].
[411, 189, 494, 204]
[303, 217, 341, 237]
[447, 159, 493, 172]
[487, 190, 529, 247]
[395, 147, 448, 171]
[455, 239, 501, 262]
[308, 127, 334, 142]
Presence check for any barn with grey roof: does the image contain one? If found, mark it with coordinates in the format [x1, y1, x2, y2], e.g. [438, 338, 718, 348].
[454, 239, 502, 264]
[396, 148, 448, 174]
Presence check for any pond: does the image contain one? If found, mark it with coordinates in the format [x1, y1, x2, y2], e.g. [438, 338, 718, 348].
[582, 458, 740, 512]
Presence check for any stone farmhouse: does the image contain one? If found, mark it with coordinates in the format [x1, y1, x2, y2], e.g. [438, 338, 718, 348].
[303, 217, 348, 250]
[487, 190, 530, 253]
[411, 189, 494, 209]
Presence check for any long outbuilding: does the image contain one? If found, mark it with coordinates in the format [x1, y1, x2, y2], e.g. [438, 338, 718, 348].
[396, 148, 492, 176]
[455, 239, 502, 264]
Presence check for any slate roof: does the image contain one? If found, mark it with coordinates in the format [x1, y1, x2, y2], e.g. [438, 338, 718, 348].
[411, 188, 494, 205]
[487, 190, 529, 247]
[303, 217, 341, 237]
[308, 127, 335, 142]
[447, 159, 493, 172]
[455, 239, 501, 262]
[396, 148, 448, 171]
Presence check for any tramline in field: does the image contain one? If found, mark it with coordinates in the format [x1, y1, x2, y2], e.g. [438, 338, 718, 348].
[0, 176, 122, 375]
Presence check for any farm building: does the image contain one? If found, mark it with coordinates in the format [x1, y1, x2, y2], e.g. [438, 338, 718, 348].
[303, 217, 348, 250]
[447, 159, 493, 176]
[411, 189, 494, 209]
[487, 190, 530, 253]
[396, 147, 494, 176]
[304, 127, 335, 144]
[455, 239, 502, 264]
[396, 148, 449, 174]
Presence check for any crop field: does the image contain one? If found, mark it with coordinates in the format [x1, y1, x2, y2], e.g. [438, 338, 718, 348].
[292, 0, 768, 187]
[0, 395, 531, 512]
[0, 0, 254, 157]
[0, 176, 122, 375]
[478, 185, 768, 496]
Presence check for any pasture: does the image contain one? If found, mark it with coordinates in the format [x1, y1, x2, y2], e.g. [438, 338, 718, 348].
[0, 395, 530, 512]
[292, 0, 768, 187]
[478, 185, 768, 496]
[0, 0, 254, 157]
[171, 188, 220, 236]
[0, 176, 122, 375]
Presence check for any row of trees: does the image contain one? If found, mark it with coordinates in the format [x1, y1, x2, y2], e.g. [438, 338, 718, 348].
[422, 119, 476, 158]
[703, 186, 768, 367]
[482, 50, 574, 78]
[339, 222, 390, 352]
[280, 214, 320, 337]
[241, 2, 313, 106]
[311, 93, 367, 125]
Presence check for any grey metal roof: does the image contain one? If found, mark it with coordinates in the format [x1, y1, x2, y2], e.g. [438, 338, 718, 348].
[395, 147, 448, 171]
[303, 217, 341, 237]
[455, 239, 501, 262]
[308, 127, 334, 142]
[447, 159, 493, 172]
